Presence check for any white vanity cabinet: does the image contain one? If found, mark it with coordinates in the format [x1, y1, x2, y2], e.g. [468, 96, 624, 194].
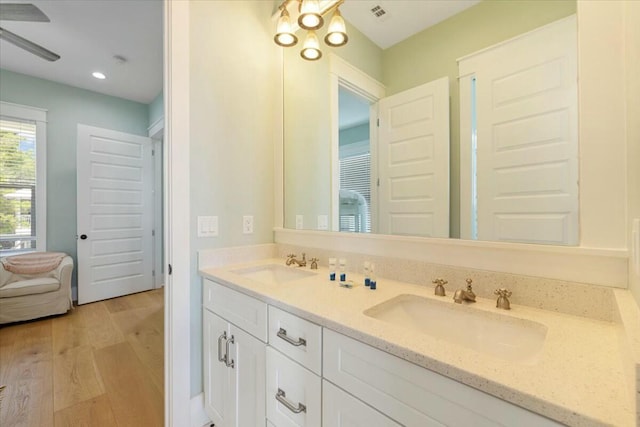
[202, 277, 565, 427]
[203, 279, 267, 427]
[323, 329, 563, 427]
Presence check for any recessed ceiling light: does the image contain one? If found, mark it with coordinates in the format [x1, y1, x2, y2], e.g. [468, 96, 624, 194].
[92, 72, 106, 79]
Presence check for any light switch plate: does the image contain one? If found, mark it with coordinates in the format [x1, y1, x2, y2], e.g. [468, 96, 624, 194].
[197, 216, 218, 237]
[243, 215, 254, 234]
[317, 214, 328, 230]
[296, 215, 304, 230]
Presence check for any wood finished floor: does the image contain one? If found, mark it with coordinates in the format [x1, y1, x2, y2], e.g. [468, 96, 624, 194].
[0, 288, 164, 427]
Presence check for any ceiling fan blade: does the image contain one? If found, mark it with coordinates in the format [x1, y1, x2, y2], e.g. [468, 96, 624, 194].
[0, 26, 60, 61]
[0, 3, 50, 22]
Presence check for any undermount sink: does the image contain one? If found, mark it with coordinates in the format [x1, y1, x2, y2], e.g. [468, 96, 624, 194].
[364, 294, 547, 364]
[231, 264, 316, 284]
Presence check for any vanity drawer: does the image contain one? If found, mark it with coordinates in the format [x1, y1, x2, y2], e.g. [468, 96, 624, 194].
[203, 279, 267, 342]
[323, 380, 401, 427]
[266, 347, 321, 427]
[268, 306, 322, 375]
[323, 329, 563, 427]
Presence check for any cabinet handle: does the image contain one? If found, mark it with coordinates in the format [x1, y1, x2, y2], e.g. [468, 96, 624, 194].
[225, 335, 235, 368]
[277, 327, 307, 347]
[275, 388, 307, 414]
[217, 331, 227, 364]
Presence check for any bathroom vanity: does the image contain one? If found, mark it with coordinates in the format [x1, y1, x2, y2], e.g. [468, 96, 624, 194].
[200, 257, 638, 427]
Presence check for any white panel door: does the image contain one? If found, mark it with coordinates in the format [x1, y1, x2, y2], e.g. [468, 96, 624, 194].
[469, 16, 578, 244]
[377, 77, 450, 237]
[77, 124, 154, 304]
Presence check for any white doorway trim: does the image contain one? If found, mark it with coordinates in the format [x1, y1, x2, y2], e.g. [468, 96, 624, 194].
[328, 54, 385, 232]
[165, 0, 191, 425]
[149, 119, 165, 289]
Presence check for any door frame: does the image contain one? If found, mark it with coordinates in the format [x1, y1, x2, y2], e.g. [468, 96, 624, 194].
[328, 54, 385, 232]
[149, 117, 164, 289]
[164, 0, 191, 425]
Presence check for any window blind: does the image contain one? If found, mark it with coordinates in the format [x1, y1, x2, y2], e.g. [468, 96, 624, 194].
[339, 153, 371, 233]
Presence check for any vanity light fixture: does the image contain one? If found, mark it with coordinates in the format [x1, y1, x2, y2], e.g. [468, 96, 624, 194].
[300, 30, 321, 60]
[274, 0, 348, 61]
[324, 7, 348, 47]
[298, 0, 323, 30]
[274, 8, 298, 47]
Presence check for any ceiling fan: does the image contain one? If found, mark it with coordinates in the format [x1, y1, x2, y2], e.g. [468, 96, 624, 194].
[0, 3, 60, 61]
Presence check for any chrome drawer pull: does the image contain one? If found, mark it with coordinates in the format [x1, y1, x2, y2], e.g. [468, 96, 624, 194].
[276, 388, 307, 414]
[217, 331, 227, 363]
[277, 328, 307, 347]
[225, 335, 235, 368]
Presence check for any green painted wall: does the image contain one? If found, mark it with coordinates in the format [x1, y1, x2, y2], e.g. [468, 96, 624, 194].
[0, 69, 150, 296]
[340, 123, 369, 147]
[148, 91, 164, 126]
[383, 0, 576, 237]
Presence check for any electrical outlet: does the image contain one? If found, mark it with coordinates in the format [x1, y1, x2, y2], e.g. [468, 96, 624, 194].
[296, 215, 304, 230]
[317, 214, 328, 230]
[243, 215, 254, 234]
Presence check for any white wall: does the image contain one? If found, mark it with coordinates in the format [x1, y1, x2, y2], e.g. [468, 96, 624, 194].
[577, 1, 627, 250]
[626, 0, 640, 306]
[188, 0, 279, 397]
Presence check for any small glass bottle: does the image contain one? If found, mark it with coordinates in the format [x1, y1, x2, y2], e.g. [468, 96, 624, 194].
[339, 258, 347, 281]
[328, 258, 337, 281]
[369, 263, 377, 290]
[364, 261, 370, 287]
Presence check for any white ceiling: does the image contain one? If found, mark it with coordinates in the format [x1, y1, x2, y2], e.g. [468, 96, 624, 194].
[341, 0, 481, 49]
[0, 0, 162, 104]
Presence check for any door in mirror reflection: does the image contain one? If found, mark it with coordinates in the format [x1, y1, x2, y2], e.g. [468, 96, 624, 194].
[460, 16, 578, 245]
[377, 77, 450, 238]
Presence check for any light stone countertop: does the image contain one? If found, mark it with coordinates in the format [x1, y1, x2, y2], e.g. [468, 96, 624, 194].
[200, 258, 638, 427]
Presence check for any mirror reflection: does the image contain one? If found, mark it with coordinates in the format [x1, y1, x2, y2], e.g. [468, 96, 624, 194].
[283, 0, 578, 245]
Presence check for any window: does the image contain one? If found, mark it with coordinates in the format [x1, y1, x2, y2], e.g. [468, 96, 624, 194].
[339, 151, 371, 233]
[0, 102, 47, 253]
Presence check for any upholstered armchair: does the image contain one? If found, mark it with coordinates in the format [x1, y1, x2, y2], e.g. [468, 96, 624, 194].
[0, 254, 73, 324]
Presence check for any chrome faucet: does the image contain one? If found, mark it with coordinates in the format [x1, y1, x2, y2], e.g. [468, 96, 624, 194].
[453, 279, 476, 304]
[286, 253, 307, 267]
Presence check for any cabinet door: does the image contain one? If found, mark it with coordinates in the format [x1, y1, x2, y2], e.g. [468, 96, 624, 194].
[203, 310, 234, 426]
[323, 381, 401, 427]
[229, 324, 266, 427]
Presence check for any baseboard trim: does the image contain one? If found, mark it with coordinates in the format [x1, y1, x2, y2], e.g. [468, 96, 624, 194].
[190, 393, 210, 427]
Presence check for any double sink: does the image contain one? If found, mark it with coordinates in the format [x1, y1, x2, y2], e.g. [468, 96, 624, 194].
[231, 264, 547, 364]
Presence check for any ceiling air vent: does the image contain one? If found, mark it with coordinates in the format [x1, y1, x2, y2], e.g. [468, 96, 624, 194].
[370, 5, 386, 18]
[369, 5, 390, 22]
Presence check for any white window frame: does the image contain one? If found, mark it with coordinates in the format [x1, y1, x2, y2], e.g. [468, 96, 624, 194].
[0, 101, 47, 253]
